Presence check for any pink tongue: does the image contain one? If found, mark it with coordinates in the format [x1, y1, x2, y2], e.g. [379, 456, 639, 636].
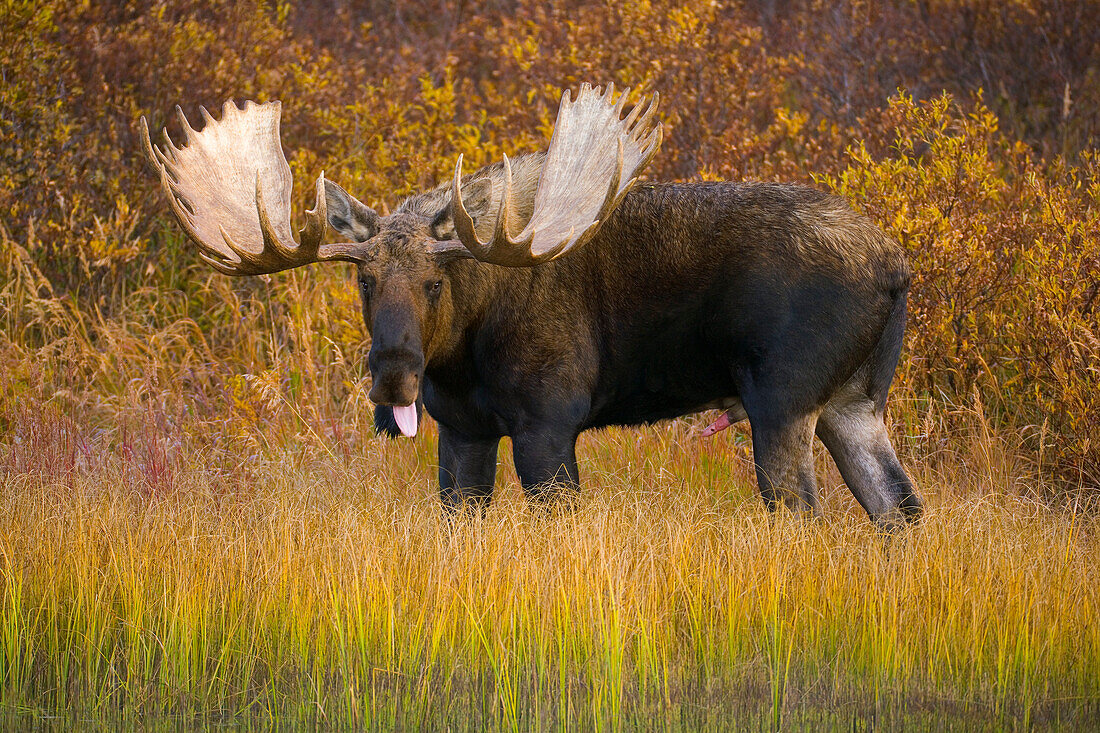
[700, 411, 733, 437]
[392, 404, 418, 437]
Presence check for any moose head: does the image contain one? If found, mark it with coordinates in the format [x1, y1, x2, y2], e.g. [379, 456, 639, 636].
[140, 85, 661, 437]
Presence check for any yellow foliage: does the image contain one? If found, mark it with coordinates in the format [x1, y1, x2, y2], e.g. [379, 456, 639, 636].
[0, 0, 1097, 487]
[822, 92, 1100, 484]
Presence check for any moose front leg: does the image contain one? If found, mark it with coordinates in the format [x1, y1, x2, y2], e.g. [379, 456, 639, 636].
[512, 427, 580, 505]
[438, 425, 500, 514]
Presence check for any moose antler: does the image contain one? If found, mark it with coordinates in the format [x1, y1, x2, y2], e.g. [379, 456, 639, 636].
[450, 83, 662, 267]
[140, 100, 367, 275]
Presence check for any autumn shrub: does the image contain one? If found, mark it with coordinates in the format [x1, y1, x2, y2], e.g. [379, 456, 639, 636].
[0, 0, 1097, 490]
[823, 93, 1100, 485]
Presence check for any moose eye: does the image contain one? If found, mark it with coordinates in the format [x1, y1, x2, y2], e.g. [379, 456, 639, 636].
[359, 277, 375, 298]
[426, 279, 443, 297]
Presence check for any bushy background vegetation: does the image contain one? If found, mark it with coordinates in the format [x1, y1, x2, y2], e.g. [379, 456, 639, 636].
[2, 0, 1097, 490]
[2, 2, 1100, 727]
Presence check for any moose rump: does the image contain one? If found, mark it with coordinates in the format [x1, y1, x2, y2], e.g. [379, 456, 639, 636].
[141, 83, 922, 528]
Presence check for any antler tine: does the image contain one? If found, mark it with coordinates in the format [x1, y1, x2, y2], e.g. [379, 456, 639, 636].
[141, 100, 367, 276]
[300, 171, 329, 252]
[174, 105, 194, 145]
[254, 175, 305, 260]
[450, 154, 489, 260]
[450, 83, 663, 267]
[613, 86, 631, 116]
[489, 155, 515, 246]
[141, 117, 208, 246]
[623, 91, 658, 133]
[492, 154, 531, 245]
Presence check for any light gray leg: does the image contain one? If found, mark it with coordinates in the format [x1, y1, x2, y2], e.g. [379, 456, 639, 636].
[817, 395, 921, 529]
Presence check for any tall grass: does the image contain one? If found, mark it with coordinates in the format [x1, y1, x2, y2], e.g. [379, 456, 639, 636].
[1, 403, 1097, 729]
[2, 128, 1096, 732]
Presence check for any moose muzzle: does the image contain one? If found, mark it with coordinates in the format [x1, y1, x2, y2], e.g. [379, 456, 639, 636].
[367, 301, 425, 436]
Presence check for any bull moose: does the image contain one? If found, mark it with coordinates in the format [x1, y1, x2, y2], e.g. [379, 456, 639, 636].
[141, 83, 923, 527]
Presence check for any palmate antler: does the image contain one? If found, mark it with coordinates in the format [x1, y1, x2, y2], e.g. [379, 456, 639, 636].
[141, 85, 662, 274]
[450, 83, 662, 267]
[140, 100, 367, 275]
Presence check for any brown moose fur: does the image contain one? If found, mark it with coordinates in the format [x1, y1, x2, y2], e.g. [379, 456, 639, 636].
[326, 154, 923, 528]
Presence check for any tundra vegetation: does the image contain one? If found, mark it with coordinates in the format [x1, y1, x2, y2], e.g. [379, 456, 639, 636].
[1, 0, 1098, 729]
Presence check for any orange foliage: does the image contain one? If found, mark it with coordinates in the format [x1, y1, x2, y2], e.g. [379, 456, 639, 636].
[823, 94, 1100, 485]
[1, 0, 1097, 487]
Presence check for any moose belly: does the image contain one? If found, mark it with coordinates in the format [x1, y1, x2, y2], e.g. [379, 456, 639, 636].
[583, 337, 739, 429]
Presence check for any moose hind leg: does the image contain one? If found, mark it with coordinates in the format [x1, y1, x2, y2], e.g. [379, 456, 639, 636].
[817, 396, 922, 529]
[749, 413, 821, 515]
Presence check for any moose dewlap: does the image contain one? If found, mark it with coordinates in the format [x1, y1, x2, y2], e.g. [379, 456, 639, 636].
[141, 83, 922, 528]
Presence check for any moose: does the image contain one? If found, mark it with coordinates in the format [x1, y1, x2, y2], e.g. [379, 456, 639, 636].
[141, 83, 922, 527]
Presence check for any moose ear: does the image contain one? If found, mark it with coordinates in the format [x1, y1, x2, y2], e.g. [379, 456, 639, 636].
[430, 177, 493, 240]
[324, 179, 380, 242]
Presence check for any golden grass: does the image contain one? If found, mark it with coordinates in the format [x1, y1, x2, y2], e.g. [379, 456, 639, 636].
[1, 411, 1097, 730]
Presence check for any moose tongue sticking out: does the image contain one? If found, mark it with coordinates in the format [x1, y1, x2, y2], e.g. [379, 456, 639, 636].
[392, 404, 418, 437]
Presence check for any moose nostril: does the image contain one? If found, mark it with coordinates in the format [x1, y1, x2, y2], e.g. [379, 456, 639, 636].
[368, 365, 421, 407]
